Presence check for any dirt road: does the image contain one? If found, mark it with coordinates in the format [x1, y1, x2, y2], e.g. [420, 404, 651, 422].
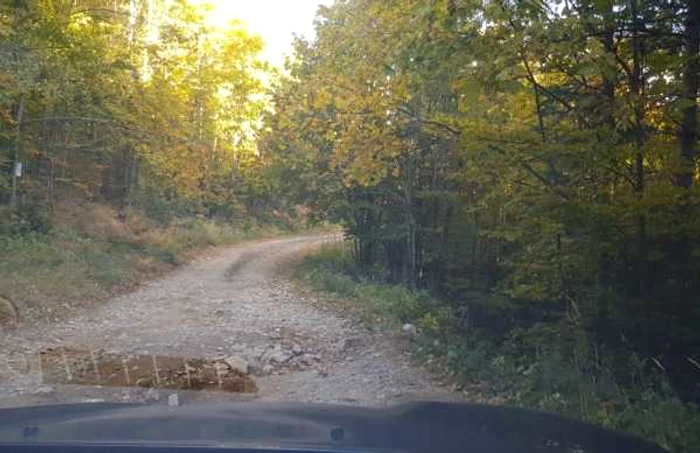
[0, 235, 460, 407]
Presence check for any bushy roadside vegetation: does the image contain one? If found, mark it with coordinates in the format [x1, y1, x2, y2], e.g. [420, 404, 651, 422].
[299, 244, 700, 453]
[0, 201, 301, 326]
[265, 3, 700, 453]
[1, 0, 295, 327]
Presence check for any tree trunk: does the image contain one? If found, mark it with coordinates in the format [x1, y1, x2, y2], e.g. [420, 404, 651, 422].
[601, 1, 617, 132]
[10, 94, 25, 208]
[677, 0, 700, 188]
[401, 155, 417, 288]
[630, 0, 648, 302]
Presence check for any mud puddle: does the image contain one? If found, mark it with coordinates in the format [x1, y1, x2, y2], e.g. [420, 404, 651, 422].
[38, 347, 257, 393]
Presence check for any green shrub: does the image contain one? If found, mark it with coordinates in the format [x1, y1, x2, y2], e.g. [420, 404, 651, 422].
[0, 205, 52, 236]
[300, 245, 434, 327]
[302, 243, 355, 274]
[306, 268, 358, 298]
[299, 244, 700, 453]
[132, 190, 203, 225]
[354, 284, 432, 326]
[0, 204, 291, 322]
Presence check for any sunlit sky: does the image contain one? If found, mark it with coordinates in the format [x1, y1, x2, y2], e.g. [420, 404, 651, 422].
[187, 0, 333, 66]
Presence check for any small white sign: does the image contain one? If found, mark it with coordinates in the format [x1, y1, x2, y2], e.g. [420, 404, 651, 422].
[13, 162, 22, 178]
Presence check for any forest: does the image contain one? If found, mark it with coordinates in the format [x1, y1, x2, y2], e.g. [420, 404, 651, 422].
[0, 0, 290, 331]
[2, 0, 700, 451]
[263, 0, 700, 450]
[1, 0, 271, 223]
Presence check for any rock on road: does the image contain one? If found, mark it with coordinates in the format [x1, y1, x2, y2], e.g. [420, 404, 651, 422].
[0, 235, 460, 407]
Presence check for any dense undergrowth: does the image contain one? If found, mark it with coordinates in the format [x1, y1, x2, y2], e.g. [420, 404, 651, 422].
[0, 201, 304, 326]
[298, 244, 700, 453]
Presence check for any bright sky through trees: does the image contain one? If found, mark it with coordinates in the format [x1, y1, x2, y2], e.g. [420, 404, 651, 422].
[187, 0, 333, 66]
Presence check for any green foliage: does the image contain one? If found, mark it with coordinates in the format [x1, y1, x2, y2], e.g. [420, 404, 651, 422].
[0, 205, 52, 236]
[155, 218, 245, 257]
[300, 243, 434, 326]
[0, 229, 133, 303]
[131, 191, 201, 225]
[301, 245, 700, 452]
[0, 0, 296, 328]
[266, 2, 700, 446]
[0, 203, 293, 323]
[306, 268, 358, 299]
[1, 0, 272, 221]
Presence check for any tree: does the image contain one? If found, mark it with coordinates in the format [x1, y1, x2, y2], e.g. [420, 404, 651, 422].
[1, 0, 269, 221]
[264, 0, 700, 406]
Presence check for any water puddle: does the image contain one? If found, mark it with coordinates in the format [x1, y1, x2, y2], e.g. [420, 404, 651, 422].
[38, 347, 258, 393]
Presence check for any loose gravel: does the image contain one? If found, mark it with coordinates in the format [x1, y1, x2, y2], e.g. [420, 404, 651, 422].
[0, 235, 461, 407]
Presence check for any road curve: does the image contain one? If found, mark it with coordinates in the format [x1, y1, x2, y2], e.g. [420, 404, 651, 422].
[0, 235, 461, 407]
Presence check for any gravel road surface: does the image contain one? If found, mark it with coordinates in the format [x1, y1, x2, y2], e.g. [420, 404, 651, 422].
[0, 235, 460, 407]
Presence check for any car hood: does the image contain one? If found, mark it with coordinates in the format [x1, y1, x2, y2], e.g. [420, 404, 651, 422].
[0, 401, 666, 453]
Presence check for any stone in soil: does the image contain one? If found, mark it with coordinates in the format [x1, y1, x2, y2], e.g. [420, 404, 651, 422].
[269, 350, 292, 364]
[168, 393, 179, 407]
[223, 356, 249, 374]
[342, 337, 363, 352]
[32, 386, 55, 396]
[402, 323, 417, 336]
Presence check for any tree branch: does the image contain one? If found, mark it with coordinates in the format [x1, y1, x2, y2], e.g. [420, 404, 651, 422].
[396, 105, 461, 136]
[487, 144, 571, 201]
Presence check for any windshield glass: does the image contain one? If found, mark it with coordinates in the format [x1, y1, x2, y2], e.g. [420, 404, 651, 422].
[1, 1, 699, 453]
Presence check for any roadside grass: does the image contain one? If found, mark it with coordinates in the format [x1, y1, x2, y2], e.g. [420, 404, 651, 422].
[297, 244, 428, 326]
[0, 204, 302, 326]
[296, 243, 700, 453]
